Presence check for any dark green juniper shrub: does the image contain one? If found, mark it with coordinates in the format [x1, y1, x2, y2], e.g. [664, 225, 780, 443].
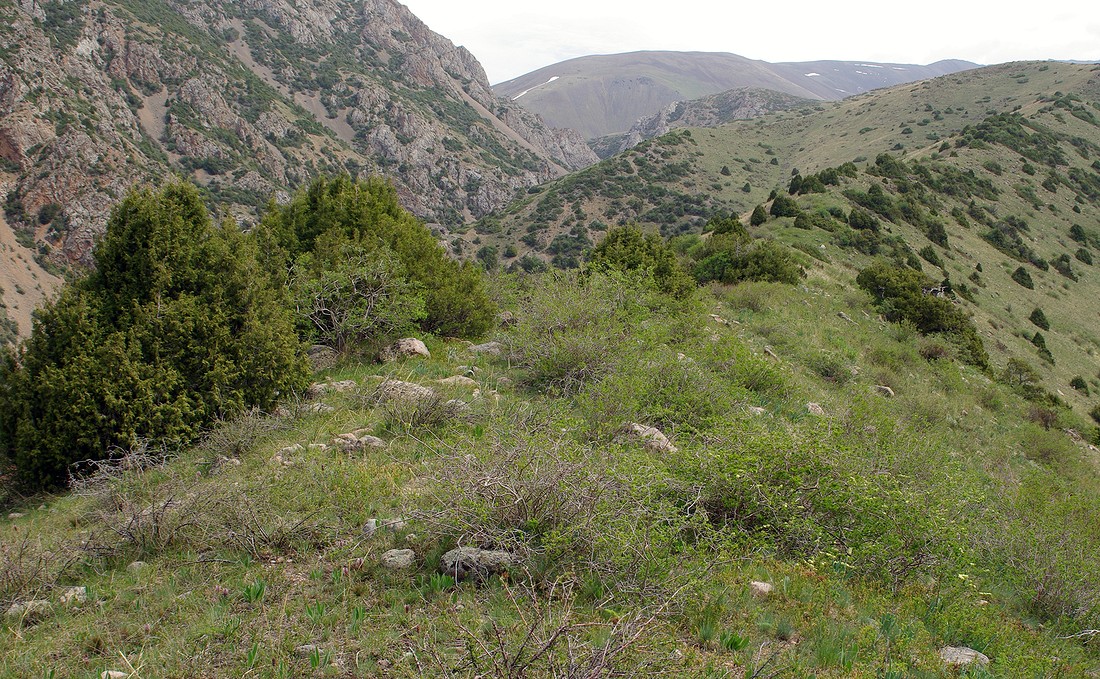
[856, 261, 988, 368]
[586, 224, 695, 298]
[256, 174, 495, 339]
[0, 182, 308, 489]
[691, 222, 804, 286]
[1011, 266, 1035, 289]
[1028, 307, 1050, 330]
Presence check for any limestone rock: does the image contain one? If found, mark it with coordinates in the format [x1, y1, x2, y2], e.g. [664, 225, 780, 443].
[837, 311, 855, 323]
[764, 346, 780, 361]
[375, 380, 437, 404]
[939, 646, 990, 667]
[307, 345, 339, 371]
[127, 561, 147, 573]
[873, 385, 895, 398]
[626, 423, 678, 453]
[747, 406, 767, 416]
[7, 512, 24, 519]
[469, 341, 504, 356]
[381, 549, 417, 570]
[749, 581, 774, 597]
[807, 403, 826, 416]
[59, 586, 87, 606]
[5, 599, 51, 621]
[332, 432, 387, 452]
[303, 402, 335, 414]
[444, 399, 473, 417]
[364, 517, 407, 536]
[308, 380, 357, 398]
[440, 547, 517, 582]
[379, 338, 430, 362]
[438, 375, 478, 388]
[101, 672, 129, 679]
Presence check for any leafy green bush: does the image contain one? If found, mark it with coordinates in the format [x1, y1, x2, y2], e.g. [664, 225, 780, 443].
[847, 208, 880, 232]
[1051, 253, 1077, 281]
[587, 224, 694, 298]
[504, 272, 646, 394]
[692, 235, 803, 286]
[749, 204, 767, 226]
[291, 244, 425, 352]
[769, 195, 801, 218]
[856, 261, 988, 368]
[1011, 266, 1035, 289]
[1028, 308, 1050, 330]
[1070, 376, 1090, 395]
[256, 174, 495, 339]
[0, 182, 307, 489]
[918, 245, 943, 268]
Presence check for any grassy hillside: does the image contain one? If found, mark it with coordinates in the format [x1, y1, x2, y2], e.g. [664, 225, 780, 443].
[470, 60, 1100, 420]
[3, 271, 1100, 676]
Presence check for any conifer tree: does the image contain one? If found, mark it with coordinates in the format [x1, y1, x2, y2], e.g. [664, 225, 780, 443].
[0, 182, 307, 489]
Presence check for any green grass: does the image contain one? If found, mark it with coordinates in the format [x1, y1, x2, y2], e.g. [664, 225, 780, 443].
[3, 272, 1100, 676]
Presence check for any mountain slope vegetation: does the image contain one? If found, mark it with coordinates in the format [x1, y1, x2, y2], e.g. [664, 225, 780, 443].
[1, 2, 1099, 675]
[474, 60, 1100, 421]
[0, 0, 594, 274]
[3, 264, 1100, 676]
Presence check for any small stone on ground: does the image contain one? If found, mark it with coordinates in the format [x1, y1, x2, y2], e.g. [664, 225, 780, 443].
[379, 337, 430, 362]
[381, 549, 417, 569]
[939, 646, 990, 666]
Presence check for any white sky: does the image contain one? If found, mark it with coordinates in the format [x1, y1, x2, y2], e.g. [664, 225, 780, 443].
[398, 0, 1099, 84]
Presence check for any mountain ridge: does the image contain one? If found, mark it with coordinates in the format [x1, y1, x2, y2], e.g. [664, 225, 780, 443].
[0, 0, 596, 270]
[494, 51, 979, 139]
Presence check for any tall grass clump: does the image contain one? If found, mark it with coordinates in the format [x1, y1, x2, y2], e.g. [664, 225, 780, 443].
[504, 271, 656, 394]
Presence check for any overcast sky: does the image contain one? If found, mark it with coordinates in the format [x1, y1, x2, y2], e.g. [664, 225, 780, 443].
[399, 0, 1099, 84]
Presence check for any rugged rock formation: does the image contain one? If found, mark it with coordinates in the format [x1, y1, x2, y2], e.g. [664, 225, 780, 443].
[591, 88, 815, 158]
[0, 0, 597, 277]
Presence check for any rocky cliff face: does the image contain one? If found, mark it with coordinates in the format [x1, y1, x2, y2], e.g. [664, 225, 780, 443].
[591, 88, 816, 158]
[0, 0, 597, 271]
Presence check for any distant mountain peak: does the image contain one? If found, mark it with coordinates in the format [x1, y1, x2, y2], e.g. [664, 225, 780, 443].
[495, 51, 978, 139]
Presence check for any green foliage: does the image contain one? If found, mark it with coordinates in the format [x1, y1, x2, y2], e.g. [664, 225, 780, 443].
[504, 271, 647, 394]
[1011, 266, 1035, 289]
[856, 261, 988, 368]
[256, 174, 495, 339]
[984, 217, 1047, 269]
[292, 244, 425, 352]
[749, 204, 768, 226]
[0, 183, 308, 489]
[918, 245, 943, 268]
[960, 113, 1068, 167]
[843, 183, 902, 223]
[769, 194, 801, 218]
[41, 0, 87, 51]
[1051, 253, 1077, 281]
[476, 245, 499, 271]
[1029, 307, 1050, 331]
[692, 238, 804, 286]
[1070, 376, 1090, 395]
[586, 224, 695, 298]
[847, 208, 880, 232]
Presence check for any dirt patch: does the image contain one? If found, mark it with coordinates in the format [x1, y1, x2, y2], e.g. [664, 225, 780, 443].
[0, 178, 62, 337]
